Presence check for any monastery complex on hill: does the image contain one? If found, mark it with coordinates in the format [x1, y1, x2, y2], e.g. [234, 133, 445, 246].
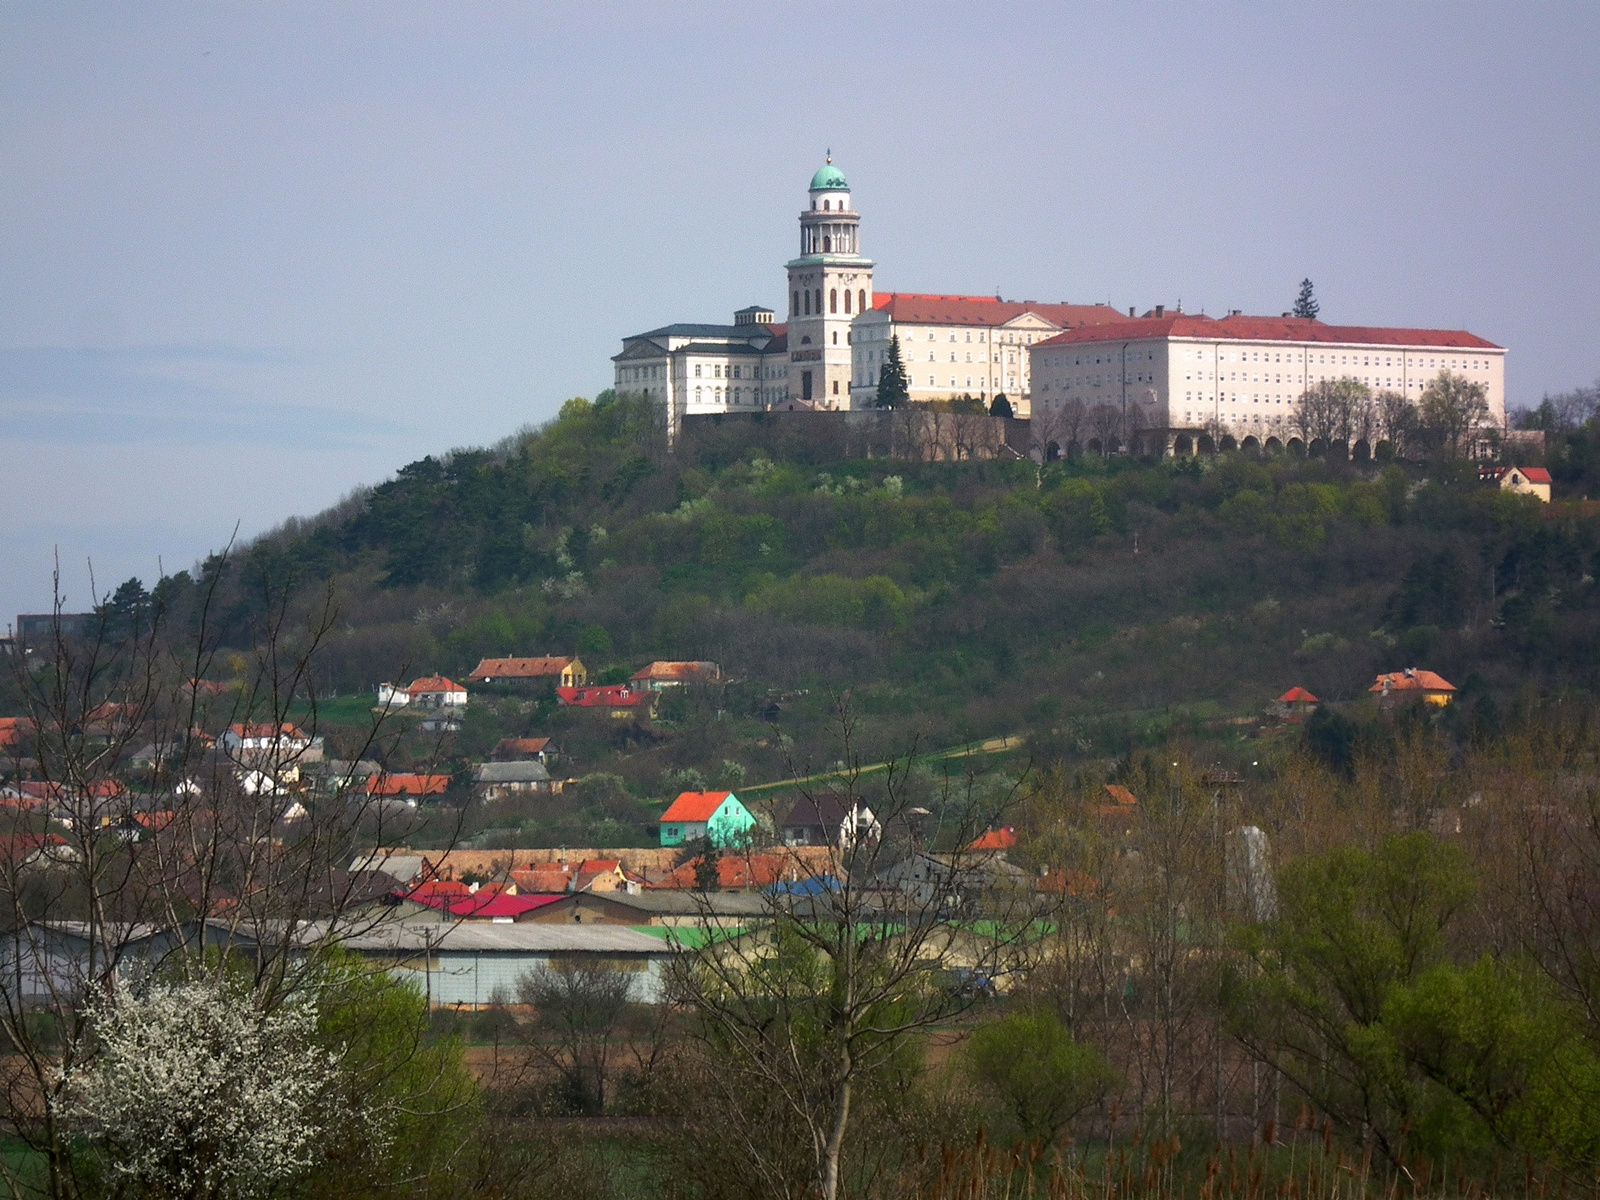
[613, 158, 1505, 452]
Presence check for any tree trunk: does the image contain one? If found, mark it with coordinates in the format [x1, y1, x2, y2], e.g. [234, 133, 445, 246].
[821, 1075, 852, 1200]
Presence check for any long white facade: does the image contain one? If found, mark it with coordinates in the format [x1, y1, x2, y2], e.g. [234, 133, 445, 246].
[1028, 312, 1506, 452]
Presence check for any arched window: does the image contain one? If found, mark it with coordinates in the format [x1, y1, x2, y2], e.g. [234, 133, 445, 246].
[804, 291, 811, 315]
[858, 289, 866, 313]
[792, 291, 799, 314]
[823, 236, 831, 252]
[814, 289, 822, 313]
[843, 289, 851, 313]
[694, 387, 702, 401]
[830, 289, 837, 314]
[823, 199, 830, 211]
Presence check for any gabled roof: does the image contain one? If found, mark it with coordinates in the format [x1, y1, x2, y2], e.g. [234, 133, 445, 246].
[631, 660, 720, 683]
[1103, 784, 1139, 808]
[1034, 313, 1501, 350]
[1485, 465, 1552, 484]
[870, 293, 1133, 331]
[407, 676, 465, 695]
[367, 773, 451, 796]
[1370, 669, 1456, 694]
[1278, 687, 1319, 704]
[474, 760, 552, 784]
[777, 793, 857, 832]
[661, 791, 737, 823]
[468, 656, 574, 680]
[447, 893, 564, 919]
[969, 825, 1018, 851]
[227, 722, 307, 740]
[493, 737, 551, 758]
[653, 852, 794, 890]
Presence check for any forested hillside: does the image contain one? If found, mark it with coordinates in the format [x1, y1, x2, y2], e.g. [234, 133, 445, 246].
[94, 390, 1600, 786]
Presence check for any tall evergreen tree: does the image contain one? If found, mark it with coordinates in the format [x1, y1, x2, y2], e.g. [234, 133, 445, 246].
[1293, 278, 1320, 320]
[875, 335, 910, 409]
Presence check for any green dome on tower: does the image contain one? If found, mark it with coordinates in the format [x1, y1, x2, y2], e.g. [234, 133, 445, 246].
[809, 158, 849, 191]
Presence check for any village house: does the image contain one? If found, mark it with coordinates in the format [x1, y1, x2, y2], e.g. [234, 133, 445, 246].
[1274, 687, 1320, 721]
[780, 792, 880, 849]
[658, 791, 757, 848]
[491, 737, 556, 764]
[366, 773, 451, 802]
[378, 676, 469, 711]
[474, 760, 562, 800]
[555, 684, 657, 719]
[1479, 465, 1553, 502]
[629, 661, 722, 690]
[467, 656, 587, 688]
[1371, 668, 1457, 708]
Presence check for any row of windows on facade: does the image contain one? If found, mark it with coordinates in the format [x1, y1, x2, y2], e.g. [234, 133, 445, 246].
[622, 363, 792, 384]
[887, 329, 1045, 344]
[1046, 371, 1463, 395]
[694, 387, 783, 405]
[794, 287, 869, 316]
[1173, 347, 1490, 371]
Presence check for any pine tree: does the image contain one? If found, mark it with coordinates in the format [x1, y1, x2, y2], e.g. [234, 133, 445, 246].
[694, 841, 722, 893]
[1293, 278, 1320, 320]
[876, 335, 910, 409]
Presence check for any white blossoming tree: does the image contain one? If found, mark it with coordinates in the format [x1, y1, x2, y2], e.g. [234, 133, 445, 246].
[62, 976, 343, 1200]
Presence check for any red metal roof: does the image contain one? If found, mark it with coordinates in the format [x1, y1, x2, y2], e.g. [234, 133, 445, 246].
[447, 893, 564, 919]
[872, 292, 1133, 330]
[661, 791, 735, 822]
[1034, 313, 1500, 350]
[556, 685, 647, 708]
[1278, 687, 1319, 704]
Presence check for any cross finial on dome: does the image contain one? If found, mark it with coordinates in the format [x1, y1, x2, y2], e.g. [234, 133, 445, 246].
[826, 148, 831, 163]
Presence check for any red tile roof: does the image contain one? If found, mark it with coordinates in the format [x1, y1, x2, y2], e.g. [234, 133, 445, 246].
[556, 685, 647, 708]
[405, 879, 471, 901]
[1103, 784, 1139, 808]
[630, 661, 720, 683]
[1370, 670, 1456, 694]
[969, 825, 1018, 851]
[366, 773, 451, 797]
[653, 852, 797, 890]
[661, 791, 734, 822]
[227, 722, 307, 740]
[468, 656, 574, 680]
[1278, 687, 1319, 704]
[407, 676, 465, 695]
[0, 717, 33, 747]
[872, 292, 1133, 330]
[494, 737, 551, 757]
[1034, 313, 1500, 350]
[1520, 467, 1553, 483]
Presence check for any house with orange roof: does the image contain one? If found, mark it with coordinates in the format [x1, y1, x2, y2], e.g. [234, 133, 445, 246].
[1479, 465, 1552, 502]
[492, 737, 554, 763]
[653, 851, 805, 891]
[969, 825, 1018, 851]
[1275, 687, 1320, 721]
[467, 656, 586, 688]
[658, 791, 756, 848]
[630, 661, 722, 690]
[1371, 669, 1456, 708]
[366, 773, 451, 800]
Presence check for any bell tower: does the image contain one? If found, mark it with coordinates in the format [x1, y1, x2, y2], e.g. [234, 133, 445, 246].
[785, 154, 874, 409]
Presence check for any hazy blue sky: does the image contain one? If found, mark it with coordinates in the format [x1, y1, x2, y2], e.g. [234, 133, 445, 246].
[3, 2, 1598, 624]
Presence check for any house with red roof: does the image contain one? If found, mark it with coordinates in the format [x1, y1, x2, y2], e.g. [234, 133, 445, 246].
[653, 851, 800, 891]
[556, 684, 656, 720]
[658, 791, 756, 849]
[492, 737, 555, 763]
[1480, 465, 1552, 503]
[1371, 669, 1456, 708]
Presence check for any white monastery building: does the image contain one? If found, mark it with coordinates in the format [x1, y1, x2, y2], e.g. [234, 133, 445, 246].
[1028, 313, 1506, 456]
[613, 158, 1507, 449]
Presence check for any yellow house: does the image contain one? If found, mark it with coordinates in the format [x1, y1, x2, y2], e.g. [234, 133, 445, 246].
[1480, 465, 1552, 503]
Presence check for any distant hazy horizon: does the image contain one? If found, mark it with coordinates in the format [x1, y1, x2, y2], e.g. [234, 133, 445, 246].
[4, 2, 1598, 623]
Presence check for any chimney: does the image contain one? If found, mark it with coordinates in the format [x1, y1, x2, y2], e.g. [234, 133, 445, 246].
[1128, 306, 1136, 317]
[1155, 305, 1165, 318]
[1230, 309, 1242, 317]
[1282, 312, 1292, 318]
